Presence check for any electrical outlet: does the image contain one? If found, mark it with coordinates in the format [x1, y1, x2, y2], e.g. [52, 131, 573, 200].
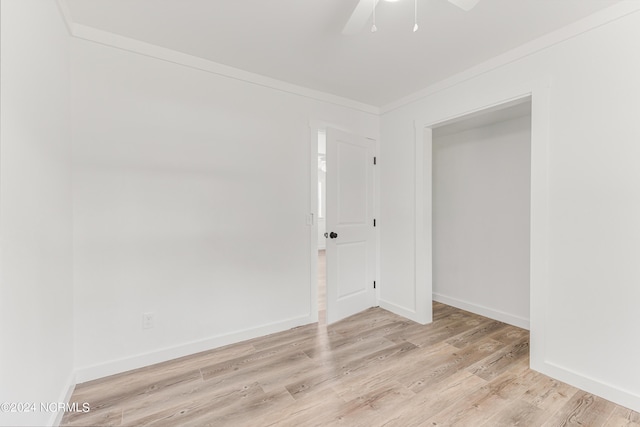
[142, 312, 155, 329]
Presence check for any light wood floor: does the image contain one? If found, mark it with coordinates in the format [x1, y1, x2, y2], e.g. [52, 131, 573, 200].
[63, 254, 639, 426]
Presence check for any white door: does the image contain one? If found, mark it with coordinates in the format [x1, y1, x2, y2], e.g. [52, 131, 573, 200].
[325, 128, 376, 324]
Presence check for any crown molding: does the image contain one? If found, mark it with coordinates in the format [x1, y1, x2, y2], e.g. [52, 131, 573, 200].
[56, 0, 640, 117]
[381, 1, 640, 114]
[56, 0, 378, 116]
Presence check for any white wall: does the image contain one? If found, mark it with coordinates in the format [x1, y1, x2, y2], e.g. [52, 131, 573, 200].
[70, 38, 378, 381]
[0, 2, 74, 426]
[432, 115, 531, 328]
[380, 7, 640, 411]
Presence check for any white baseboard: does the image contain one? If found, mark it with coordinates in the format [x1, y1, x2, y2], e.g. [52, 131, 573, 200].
[69, 305, 640, 417]
[433, 294, 640, 412]
[433, 292, 530, 330]
[378, 299, 425, 324]
[536, 360, 640, 414]
[49, 371, 76, 427]
[432, 294, 640, 411]
[75, 314, 314, 383]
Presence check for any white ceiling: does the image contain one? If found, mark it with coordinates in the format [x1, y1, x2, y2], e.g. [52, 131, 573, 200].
[64, 0, 621, 107]
[433, 97, 531, 138]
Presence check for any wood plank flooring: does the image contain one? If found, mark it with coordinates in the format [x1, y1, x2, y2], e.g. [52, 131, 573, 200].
[63, 253, 638, 426]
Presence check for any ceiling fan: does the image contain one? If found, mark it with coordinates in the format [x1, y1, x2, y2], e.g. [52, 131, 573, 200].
[343, 0, 480, 35]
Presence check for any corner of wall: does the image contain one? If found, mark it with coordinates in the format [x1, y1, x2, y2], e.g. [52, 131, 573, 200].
[55, 0, 76, 35]
[378, 299, 428, 325]
[49, 372, 77, 427]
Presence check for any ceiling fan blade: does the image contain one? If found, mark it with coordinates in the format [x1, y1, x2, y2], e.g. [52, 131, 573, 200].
[343, 0, 376, 36]
[447, 0, 480, 11]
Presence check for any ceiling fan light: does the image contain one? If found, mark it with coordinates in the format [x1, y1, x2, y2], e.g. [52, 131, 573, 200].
[413, 23, 419, 32]
[371, 24, 378, 32]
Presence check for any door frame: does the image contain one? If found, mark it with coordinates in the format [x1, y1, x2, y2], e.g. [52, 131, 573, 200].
[414, 81, 550, 372]
[308, 120, 380, 324]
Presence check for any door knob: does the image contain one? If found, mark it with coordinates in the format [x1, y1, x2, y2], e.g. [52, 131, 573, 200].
[329, 232, 338, 239]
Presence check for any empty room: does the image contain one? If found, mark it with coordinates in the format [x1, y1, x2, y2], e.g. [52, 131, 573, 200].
[2, 1, 640, 426]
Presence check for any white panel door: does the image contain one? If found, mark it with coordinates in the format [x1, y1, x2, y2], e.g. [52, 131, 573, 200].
[325, 128, 376, 324]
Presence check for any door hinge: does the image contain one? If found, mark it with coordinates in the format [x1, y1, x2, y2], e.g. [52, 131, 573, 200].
[373, 156, 377, 165]
[373, 281, 376, 289]
[373, 219, 376, 227]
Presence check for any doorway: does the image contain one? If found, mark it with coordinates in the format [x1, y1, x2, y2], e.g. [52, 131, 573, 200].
[414, 86, 551, 372]
[317, 130, 327, 324]
[311, 126, 376, 325]
[431, 100, 532, 329]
